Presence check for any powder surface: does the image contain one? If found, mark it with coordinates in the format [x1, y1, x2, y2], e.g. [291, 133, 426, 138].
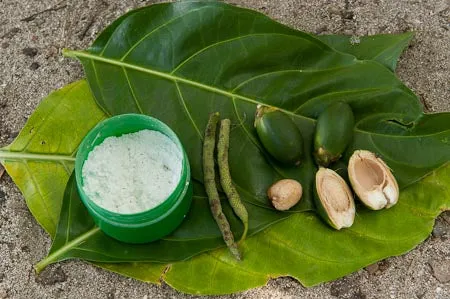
[82, 130, 182, 214]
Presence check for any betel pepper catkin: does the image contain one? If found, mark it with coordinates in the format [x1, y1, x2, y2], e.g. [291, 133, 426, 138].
[217, 119, 249, 243]
[202, 112, 241, 261]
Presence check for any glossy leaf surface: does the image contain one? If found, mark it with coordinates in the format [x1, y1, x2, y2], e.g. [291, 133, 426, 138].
[68, 2, 442, 192]
[35, 173, 289, 271]
[0, 81, 106, 236]
[166, 164, 449, 294]
[64, 1, 449, 292]
[0, 1, 449, 295]
[318, 32, 414, 71]
[2, 79, 448, 293]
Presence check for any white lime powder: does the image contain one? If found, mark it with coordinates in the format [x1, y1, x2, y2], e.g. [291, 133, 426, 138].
[81, 130, 183, 214]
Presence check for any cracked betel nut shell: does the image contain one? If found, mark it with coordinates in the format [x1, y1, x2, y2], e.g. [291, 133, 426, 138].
[314, 167, 355, 230]
[348, 150, 399, 210]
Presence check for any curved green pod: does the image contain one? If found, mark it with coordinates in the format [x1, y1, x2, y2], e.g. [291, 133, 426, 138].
[255, 105, 304, 166]
[314, 102, 354, 167]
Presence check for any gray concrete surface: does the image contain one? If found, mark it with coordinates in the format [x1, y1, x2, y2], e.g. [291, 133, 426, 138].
[0, 0, 449, 298]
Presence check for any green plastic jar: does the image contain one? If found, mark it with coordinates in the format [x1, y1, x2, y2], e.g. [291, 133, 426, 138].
[75, 114, 193, 244]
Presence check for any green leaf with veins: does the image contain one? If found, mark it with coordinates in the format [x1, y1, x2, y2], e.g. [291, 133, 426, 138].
[35, 173, 289, 271]
[318, 32, 414, 71]
[166, 163, 450, 294]
[3, 79, 447, 294]
[0, 1, 448, 295]
[0, 81, 106, 236]
[67, 1, 447, 192]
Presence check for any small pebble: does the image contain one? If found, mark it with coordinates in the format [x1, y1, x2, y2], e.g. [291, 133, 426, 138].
[377, 260, 390, 272]
[0, 288, 7, 299]
[35, 266, 67, 285]
[430, 260, 450, 283]
[432, 218, 449, 238]
[365, 260, 389, 275]
[0, 189, 6, 203]
[22, 47, 38, 57]
[29, 62, 40, 70]
[1, 27, 20, 39]
[365, 263, 379, 275]
[343, 10, 355, 20]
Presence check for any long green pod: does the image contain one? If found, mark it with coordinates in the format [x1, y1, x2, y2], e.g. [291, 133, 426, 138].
[203, 113, 241, 261]
[218, 119, 249, 243]
[254, 105, 304, 166]
[314, 102, 354, 167]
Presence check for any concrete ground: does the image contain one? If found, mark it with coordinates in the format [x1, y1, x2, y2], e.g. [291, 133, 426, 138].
[0, 0, 449, 298]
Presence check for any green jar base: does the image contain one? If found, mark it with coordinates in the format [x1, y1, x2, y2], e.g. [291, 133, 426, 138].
[75, 114, 193, 244]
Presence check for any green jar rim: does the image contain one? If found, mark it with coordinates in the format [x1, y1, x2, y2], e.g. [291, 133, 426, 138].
[75, 114, 191, 226]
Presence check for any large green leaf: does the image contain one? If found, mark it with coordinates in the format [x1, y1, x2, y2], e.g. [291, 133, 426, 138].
[0, 80, 285, 272]
[0, 81, 106, 236]
[67, 2, 447, 189]
[2, 79, 448, 294]
[318, 32, 414, 71]
[0, 1, 448, 295]
[63, 0, 449, 291]
[42, 1, 448, 268]
[35, 174, 289, 271]
[67, 1, 436, 190]
[165, 164, 450, 294]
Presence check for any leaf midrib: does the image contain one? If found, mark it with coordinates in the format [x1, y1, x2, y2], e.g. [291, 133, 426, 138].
[64, 49, 314, 122]
[65, 50, 443, 142]
[0, 150, 75, 162]
[35, 226, 101, 273]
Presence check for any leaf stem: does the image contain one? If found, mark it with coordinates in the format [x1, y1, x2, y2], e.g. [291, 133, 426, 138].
[34, 227, 101, 273]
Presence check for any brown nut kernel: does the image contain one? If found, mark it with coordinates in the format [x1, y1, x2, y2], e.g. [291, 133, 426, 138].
[267, 179, 303, 211]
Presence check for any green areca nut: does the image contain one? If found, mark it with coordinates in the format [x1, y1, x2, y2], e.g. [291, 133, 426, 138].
[314, 102, 355, 167]
[254, 105, 304, 166]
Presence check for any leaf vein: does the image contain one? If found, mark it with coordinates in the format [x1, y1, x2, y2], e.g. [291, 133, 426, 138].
[292, 87, 385, 113]
[24, 162, 56, 230]
[119, 7, 208, 61]
[171, 33, 328, 75]
[65, 181, 74, 244]
[175, 82, 203, 139]
[19, 83, 78, 152]
[122, 67, 144, 113]
[266, 229, 354, 264]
